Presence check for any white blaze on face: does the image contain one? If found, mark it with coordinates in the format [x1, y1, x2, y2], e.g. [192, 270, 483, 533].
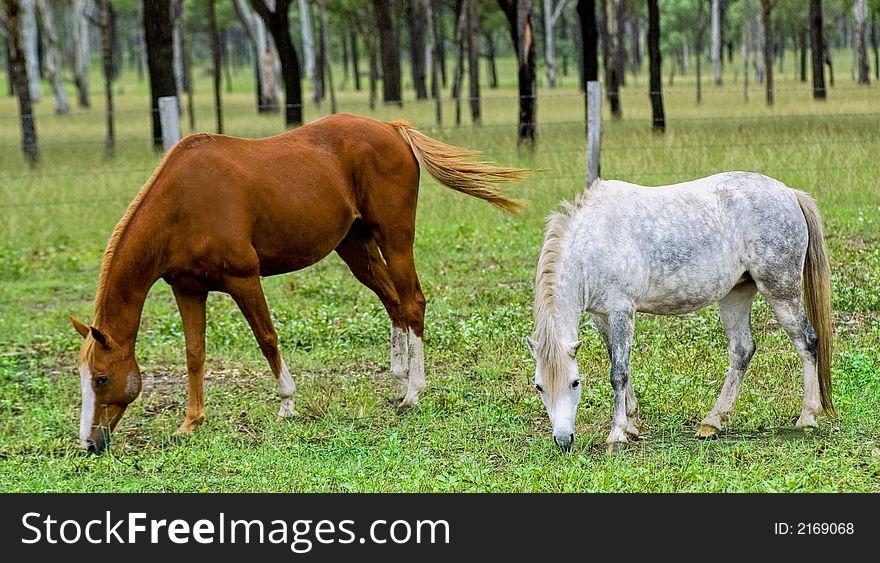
[79, 364, 95, 448]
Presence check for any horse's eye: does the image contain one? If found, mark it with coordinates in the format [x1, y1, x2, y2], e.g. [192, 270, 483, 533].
[535, 384, 543, 393]
[571, 380, 580, 389]
[95, 376, 109, 387]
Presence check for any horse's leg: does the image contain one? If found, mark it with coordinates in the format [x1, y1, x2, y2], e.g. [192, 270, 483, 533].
[374, 233, 426, 413]
[697, 282, 758, 438]
[335, 226, 409, 402]
[593, 314, 639, 437]
[606, 309, 635, 453]
[761, 291, 822, 429]
[225, 275, 296, 420]
[172, 287, 208, 436]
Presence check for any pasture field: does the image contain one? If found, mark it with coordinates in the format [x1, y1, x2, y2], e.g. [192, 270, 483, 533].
[0, 55, 878, 492]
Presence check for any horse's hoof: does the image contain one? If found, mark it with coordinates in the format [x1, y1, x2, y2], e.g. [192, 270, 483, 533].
[795, 414, 818, 430]
[396, 399, 418, 414]
[696, 424, 718, 439]
[606, 442, 622, 454]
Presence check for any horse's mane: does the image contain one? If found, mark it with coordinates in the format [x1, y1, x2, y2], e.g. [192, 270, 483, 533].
[92, 150, 175, 322]
[532, 179, 600, 395]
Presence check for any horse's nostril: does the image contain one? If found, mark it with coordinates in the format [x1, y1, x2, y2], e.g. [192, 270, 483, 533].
[86, 440, 97, 453]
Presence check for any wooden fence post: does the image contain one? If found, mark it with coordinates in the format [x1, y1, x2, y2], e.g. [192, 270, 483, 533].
[158, 96, 181, 151]
[586, 80, 601, 187]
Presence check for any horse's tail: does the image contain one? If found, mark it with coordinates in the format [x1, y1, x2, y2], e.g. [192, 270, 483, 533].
[795, 190, 834, 416]
[388, 120, 530, 214]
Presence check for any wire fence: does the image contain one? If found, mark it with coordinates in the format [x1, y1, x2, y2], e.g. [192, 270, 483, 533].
[1, 90, 878, 214]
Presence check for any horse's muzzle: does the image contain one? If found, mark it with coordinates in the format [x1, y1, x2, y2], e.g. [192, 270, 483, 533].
[84, 428, 109, 454]
[553, 432, 574, 451]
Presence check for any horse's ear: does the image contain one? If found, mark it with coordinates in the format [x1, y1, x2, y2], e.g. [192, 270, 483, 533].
[90, 326, 110, 349]
[70, 316, 89, 338]
[526, 337, 538, 359]
[568, 341, 582, 358]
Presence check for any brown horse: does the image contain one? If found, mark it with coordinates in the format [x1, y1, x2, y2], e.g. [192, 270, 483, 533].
[70, 113, 528, 453]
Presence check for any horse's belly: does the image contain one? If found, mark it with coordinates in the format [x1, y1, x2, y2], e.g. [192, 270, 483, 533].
[634, 271, 742, 315]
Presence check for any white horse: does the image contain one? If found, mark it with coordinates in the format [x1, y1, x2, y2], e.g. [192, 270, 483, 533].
[527, 172, 833, 453]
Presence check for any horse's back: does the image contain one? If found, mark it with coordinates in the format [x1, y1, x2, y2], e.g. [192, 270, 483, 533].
[575, 172, 808, 315]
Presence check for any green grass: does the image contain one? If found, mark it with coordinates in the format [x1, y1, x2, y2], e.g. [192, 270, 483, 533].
[1, 52, 878, 492]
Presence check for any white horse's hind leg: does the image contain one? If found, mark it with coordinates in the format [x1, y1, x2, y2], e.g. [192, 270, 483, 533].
[764, 296, 822, 429]
[606, 310, 635, 453]
[698, 282, 758, 438]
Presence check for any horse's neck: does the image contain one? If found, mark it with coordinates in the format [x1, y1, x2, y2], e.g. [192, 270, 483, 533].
[93, 227, 162, 344]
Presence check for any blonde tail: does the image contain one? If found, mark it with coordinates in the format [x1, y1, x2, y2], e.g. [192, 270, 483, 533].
[389, 120, 531, 214]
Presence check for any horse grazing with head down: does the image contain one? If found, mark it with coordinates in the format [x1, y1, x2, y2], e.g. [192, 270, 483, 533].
[528, 172, 833, 453]
[71, 113, 528, 453]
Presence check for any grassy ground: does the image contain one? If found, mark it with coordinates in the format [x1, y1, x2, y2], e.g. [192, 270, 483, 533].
[1, 53, 878, 492]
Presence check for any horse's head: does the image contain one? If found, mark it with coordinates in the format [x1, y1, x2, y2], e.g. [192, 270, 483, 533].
[70, 317, 142, 453]
[527, 336, 582, 451]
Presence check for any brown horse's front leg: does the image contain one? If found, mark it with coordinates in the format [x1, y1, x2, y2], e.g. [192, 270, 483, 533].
[172, 287, 208, 436]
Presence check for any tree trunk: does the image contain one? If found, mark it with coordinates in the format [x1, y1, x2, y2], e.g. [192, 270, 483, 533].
[696, 0, 704, 103]
[451, 0, 465, 125]
[20, 0, 38, 102]
[181, 17, 195, 130]
[800, 25, 807, 82]
[72, 0, 90, 108]
[373, 0, 402, 106]
[317, 0, 335, 113]
[406, 0, 428, 99]
[35, 0, 69, 114]
[423, 0, 442, 124]
[604, 0, 622, 116]
[810, 0, 825, 98]
[298, 0, 319, 103]
[222, 31, 234, 93]
[760, 0, 775, 106]
[251, 0, 303, 127]
[466, 0, 480, 123]
[711, 0, 721, 85]
[5, 38, 14, 96]
[577, 0, 598, 83]
[144, 0, 177, 149]
[872, 10, 878, 81]
[110, 4, 121, 79]
[434, 0, 447, 87]
[234, 0, 279, 112]
[4, 0, 39, 164]
[209, 0, 223, 133]
[485, 30, 498, 88]
[172, 0, 184, 99]
[100, 0, 114, 155]
[742, 2, 750, 101]
[499, 0, 537, 146]
[648, 0, 664, 132]
[614, 0, 625, 86]
[854, 0, 869, 84]
[350, 29, 361, 91]
[544, 0, 565, 88]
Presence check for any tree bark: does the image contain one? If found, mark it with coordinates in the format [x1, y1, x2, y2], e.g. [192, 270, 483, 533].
[466, 0, 480, 123]
[20, 0, 38, 102]
[251, 0, 303, 127]
[317, 0, 335, 113]
[854, 0, 869, 84]
[711, 0, 721, 85]
[484, 30, 498, 88]
[799, 25, 807, 82]
[181, 16, 195, 131]
[872, 10, 878, 81]
[760, 0, 776, 106]
[810, 0, 825, 98]
[434, 0, 447, 87]
[373, 0, 402, 106]
[35, 0, 69, 114]
[298, 0, 319, 102]
[172, 0, 184, 99]
[543, 0, 566, 88]
[498, 0, 538, 146]
[604, 0, 622, 116]
[695, 0, 705, 103]
[100, 0, 114, 154]
[406, 0, 428, 99]
[647, 0, 664, 132]
[577, 0, 598, 83]
[423, 0, 442, 124]
[3, 0, 38, 164]
[451, 0, 465, 125]
[348, 29, 361, 91]
[144, 0, 177, 149]
[209, 0, 223, 133]
[72, 0, 90, 108]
